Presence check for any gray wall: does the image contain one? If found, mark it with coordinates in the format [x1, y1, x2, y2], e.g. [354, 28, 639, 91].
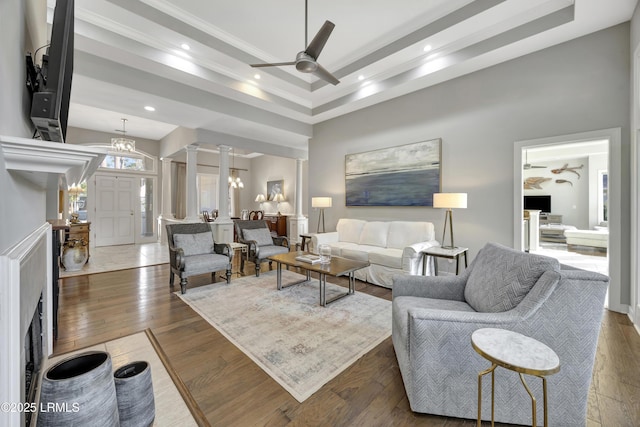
[310, 24, 630, 280]
[0, 0, 48, 252]
[250, 155, 308, 216]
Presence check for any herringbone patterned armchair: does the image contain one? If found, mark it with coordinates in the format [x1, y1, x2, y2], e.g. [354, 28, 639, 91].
[392, 242, 608, 426]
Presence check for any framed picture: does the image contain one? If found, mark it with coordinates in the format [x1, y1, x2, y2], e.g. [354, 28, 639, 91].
[345, 139, 441, 206]
[267, 180, 284, 201]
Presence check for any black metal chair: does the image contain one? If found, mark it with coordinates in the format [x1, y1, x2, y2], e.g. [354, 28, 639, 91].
[234, 220, 289, 276]
[165, 223, 233, 294]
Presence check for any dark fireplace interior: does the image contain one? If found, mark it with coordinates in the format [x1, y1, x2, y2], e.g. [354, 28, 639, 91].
[24, 294, 43, 426]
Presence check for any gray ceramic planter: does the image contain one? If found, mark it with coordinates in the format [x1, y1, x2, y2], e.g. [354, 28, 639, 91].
[114, 361, 155, 427]
[38, 351, 119, 426]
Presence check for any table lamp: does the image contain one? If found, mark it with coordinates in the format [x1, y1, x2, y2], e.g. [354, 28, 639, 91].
[255, 193, 266, 210]
[274, 193, 285, 215]
[311, 197, 332, 233]
[433, 193, 467, 249]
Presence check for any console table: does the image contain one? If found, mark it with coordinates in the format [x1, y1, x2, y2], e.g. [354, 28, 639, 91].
[264, 214, 287, 237]
[66, 222, 90, 261]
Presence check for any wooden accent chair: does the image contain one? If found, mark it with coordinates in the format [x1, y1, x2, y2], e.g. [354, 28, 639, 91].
[234, 220, 289, 276]
[165, 223, 233, 294]
[249, 210, 264, 220]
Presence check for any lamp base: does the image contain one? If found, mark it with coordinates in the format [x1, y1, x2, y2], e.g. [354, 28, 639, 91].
[440, 245, 457, 250]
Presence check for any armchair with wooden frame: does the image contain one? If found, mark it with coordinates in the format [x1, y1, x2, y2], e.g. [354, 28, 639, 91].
[234, 220, 289, 276]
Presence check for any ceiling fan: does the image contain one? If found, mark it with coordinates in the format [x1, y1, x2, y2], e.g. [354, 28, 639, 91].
[523, 150, 547, 170]
[249, 0, 340, 85]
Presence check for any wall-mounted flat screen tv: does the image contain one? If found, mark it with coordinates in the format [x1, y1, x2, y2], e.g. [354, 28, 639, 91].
[30, 0, 74, 143]
[524, 195, 551, 213]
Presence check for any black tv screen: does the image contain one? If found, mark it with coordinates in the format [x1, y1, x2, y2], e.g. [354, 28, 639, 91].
[30, 0, 74, 143]
[524, 195, 551, 213]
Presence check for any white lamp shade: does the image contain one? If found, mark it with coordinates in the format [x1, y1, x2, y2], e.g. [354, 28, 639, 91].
[274, 193, 285, 202]
[255, 194, 266, 202]
[433, 193, 467, 209]
[312, 197, 332, 208]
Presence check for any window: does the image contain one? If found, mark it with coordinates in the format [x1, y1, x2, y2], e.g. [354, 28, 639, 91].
[197, 173, 218, 214]
[99, 151, 156, 173]
[598, 170, 608, 224]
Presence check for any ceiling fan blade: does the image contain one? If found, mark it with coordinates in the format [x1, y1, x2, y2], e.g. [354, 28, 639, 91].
[250, 62, 296, 68]
[305, 20, 335, 59]
[312, 63, 340, 85]
[531, 165, 547, 168]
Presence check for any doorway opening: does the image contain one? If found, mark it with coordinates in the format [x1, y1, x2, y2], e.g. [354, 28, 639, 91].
[513, 128, 623, 312]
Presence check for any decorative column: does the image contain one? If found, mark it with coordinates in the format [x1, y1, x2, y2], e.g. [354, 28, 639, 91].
[212, 145, 234, 243]
[184, 145, 199, 222]
[159, 158, 173, 219]
[158, 157, 175, 242]
[288, 158, 308, 244]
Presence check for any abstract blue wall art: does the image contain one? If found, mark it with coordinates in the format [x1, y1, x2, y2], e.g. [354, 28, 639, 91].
[345, 139, 442, 206]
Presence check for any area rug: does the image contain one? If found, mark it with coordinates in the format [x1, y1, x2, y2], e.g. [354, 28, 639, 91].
[177, 270, 392, 402]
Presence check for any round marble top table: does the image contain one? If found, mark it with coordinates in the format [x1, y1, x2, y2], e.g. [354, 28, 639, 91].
[471, 328, 560, 427]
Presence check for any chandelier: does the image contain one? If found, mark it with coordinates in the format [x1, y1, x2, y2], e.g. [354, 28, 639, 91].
[228, 148, 244, 189]
[111, 118, 135, 152]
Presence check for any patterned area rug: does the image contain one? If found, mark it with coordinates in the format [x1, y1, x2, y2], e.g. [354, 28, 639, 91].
[177, 270, 392, 402]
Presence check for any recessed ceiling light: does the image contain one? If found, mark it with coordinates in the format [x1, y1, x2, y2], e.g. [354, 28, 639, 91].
[144, 106, 155, 112]
[180, 43, 190, 51]
[254, 74, 261, 80]
[358, 75, 365, 81]
[423, 44, 432, 52]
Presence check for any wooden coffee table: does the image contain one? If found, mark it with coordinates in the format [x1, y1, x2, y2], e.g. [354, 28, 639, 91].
[268, 251, 369, 307]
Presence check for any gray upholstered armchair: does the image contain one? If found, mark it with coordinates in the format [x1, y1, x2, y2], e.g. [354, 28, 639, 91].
[392, 242, 608, 426]
[234, 220, 289, 276]
[165, 223, 233, 294]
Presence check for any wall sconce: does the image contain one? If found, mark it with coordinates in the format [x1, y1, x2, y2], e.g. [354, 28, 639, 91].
[433, 193, 467, 249]
[311, 197, 332, 233]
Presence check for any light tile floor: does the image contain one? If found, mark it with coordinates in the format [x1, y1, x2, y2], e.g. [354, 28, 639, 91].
[532, 242, 608, 275]
[60, 242, 168, 278]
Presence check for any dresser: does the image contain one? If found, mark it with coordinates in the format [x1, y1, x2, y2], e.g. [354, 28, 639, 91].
[66, 222, 91, 261]
[264, 214, 287, 237]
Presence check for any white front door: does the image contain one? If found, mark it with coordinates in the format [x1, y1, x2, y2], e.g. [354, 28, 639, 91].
[95, 174, 136, 246]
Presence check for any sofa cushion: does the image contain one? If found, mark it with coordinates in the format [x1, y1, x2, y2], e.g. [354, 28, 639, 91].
[336, 218, 366, 243]
[358, 222, 390, 247]
[243, 228, 274, 247]
[387, 221, 434, 250]
[341, 245, 380, 262]
[369, 248, 403, 269]
[325, 241, 357, 257]
[173, 232, 214, 256]
[464, 243, 560, 313]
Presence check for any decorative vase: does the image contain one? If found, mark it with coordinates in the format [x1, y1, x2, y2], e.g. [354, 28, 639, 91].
[38, 351, 120, 426]
[114, 361, 155, 427]
[61, 241, 88, 271]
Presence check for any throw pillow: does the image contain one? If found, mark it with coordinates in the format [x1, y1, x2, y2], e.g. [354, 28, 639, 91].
[173, 232, 214, 256]
[464, 242, 560, 313]
[243, 228, 274, 247]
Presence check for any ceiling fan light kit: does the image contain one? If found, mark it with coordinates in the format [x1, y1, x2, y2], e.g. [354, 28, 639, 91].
[250, 2, 340, 85]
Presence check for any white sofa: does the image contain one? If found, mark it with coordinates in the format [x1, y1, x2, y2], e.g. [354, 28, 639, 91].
[564, 228, 608, 249]
[310, 218, 439, 288]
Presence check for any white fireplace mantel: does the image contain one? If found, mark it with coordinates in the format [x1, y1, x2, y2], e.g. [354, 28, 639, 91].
[0, 135, 107, 188]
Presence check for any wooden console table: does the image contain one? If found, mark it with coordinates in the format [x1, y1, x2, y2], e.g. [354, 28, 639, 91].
[66, 222, 91, 261]
[264, 214, 287, 237]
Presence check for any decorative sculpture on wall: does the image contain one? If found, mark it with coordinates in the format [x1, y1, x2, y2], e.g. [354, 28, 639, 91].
[523, 177, 551, 190]
[555, 179, 573, 186]
[551, 163, 583, 178]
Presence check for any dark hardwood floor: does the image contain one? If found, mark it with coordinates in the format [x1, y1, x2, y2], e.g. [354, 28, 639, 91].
[56, 262, 640, 426]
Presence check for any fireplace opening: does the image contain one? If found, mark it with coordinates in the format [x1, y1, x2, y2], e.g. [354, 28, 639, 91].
[24, 294, 43, 426]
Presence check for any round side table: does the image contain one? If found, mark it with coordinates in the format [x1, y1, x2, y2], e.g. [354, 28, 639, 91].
[471, 328, 560, 427]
